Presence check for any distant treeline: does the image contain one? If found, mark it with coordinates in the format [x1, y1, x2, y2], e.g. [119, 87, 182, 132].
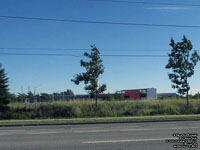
[9, 91, 125, 103]
[9, 91, 200, 103]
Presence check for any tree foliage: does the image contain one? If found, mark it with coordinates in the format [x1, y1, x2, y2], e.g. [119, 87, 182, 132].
[40, 93, 51, 102]
[7, 93, 17, 103]
[0, 64, 9, 113]
[72, 45, 106, 103]
[17, 93, 27, 103]
[166, 36, 199, 105]
[27, 91, 34, 103]
[64, 89, 74, 96]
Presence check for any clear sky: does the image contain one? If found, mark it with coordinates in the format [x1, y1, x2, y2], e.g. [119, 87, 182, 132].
[0, 0, 200, 95]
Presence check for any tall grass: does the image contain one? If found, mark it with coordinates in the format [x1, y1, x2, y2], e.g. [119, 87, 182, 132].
[5, 99, 200, 119]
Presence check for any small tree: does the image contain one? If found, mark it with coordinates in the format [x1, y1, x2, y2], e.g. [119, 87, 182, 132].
[166, 36, 199, 106]
[0, 64, 9, 113]
[65, 89, 74, 96]
[72, 45, 106, 108]
[17, 93, 27, 103]
[40, 93, 51, 102]
[27, 91, 34, 103]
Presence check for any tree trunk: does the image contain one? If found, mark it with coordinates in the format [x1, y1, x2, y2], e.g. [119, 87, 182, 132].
[186, 56, 189, 106]
[186, 76, 189, 106]
[95, 89, 98, 110]
[186, 89, 189, 106]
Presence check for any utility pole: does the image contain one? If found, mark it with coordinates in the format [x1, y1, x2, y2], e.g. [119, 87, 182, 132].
[33, 84, 42, 103]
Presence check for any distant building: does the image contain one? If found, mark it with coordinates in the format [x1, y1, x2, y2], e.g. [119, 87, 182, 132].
[119, 88, 157, 100]
[157, 93, 177, 99]
[51, 88, 158, 101]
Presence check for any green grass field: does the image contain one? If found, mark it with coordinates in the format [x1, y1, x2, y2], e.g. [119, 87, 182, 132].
[3, 99, 200, 120]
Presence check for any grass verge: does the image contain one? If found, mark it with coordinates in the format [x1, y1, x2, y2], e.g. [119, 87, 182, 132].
[6, 99, 200, 120]
[0, 114, 200, 126]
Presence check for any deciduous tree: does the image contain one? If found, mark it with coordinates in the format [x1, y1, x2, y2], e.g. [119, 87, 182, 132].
[166, 36, 199, 105]
[72, 45, 106, 108]
[17, 93, 27, 103]
[64, 89, 74, 96]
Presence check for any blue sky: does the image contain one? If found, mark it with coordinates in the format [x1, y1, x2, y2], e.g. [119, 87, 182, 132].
[0, 0, 200, 95]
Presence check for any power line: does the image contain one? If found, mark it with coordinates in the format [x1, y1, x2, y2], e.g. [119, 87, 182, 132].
[0, 52, 167, 57]
[0, 47, 170, 52]
[101, 54, 167, 57]
[0, 53, 82, 57]
[1, 47, 199, 52]
[0, 47, 89, 51]
[0, 15, 200, 29]
[90, 0, 200, 7]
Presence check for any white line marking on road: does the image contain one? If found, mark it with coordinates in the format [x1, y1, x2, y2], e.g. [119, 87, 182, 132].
[73, 130, 109, 133]
[120, 129, 152, 132]
[83, 138, 175, 144]
[113, 126, 140, 129]
[0, 130, 25, 136]
[0, 133, 12, 136]
[192, 123, 200, 126]
[71, 127, 104, 130]
[3, 129, 25, 132]
[170, 126, 200, 130]
[152, 124, 176, 127]
[28, 131, 58, 135]
[31, 128, 64, 131]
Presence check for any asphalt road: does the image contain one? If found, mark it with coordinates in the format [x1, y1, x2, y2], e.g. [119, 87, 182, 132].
[0, 120, 199, 150]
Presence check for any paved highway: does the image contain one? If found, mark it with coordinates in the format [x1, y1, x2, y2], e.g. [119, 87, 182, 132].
[0, 120, 199, 150]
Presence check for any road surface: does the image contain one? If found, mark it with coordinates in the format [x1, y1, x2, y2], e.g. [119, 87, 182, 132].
[0, 120, 199, 150]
